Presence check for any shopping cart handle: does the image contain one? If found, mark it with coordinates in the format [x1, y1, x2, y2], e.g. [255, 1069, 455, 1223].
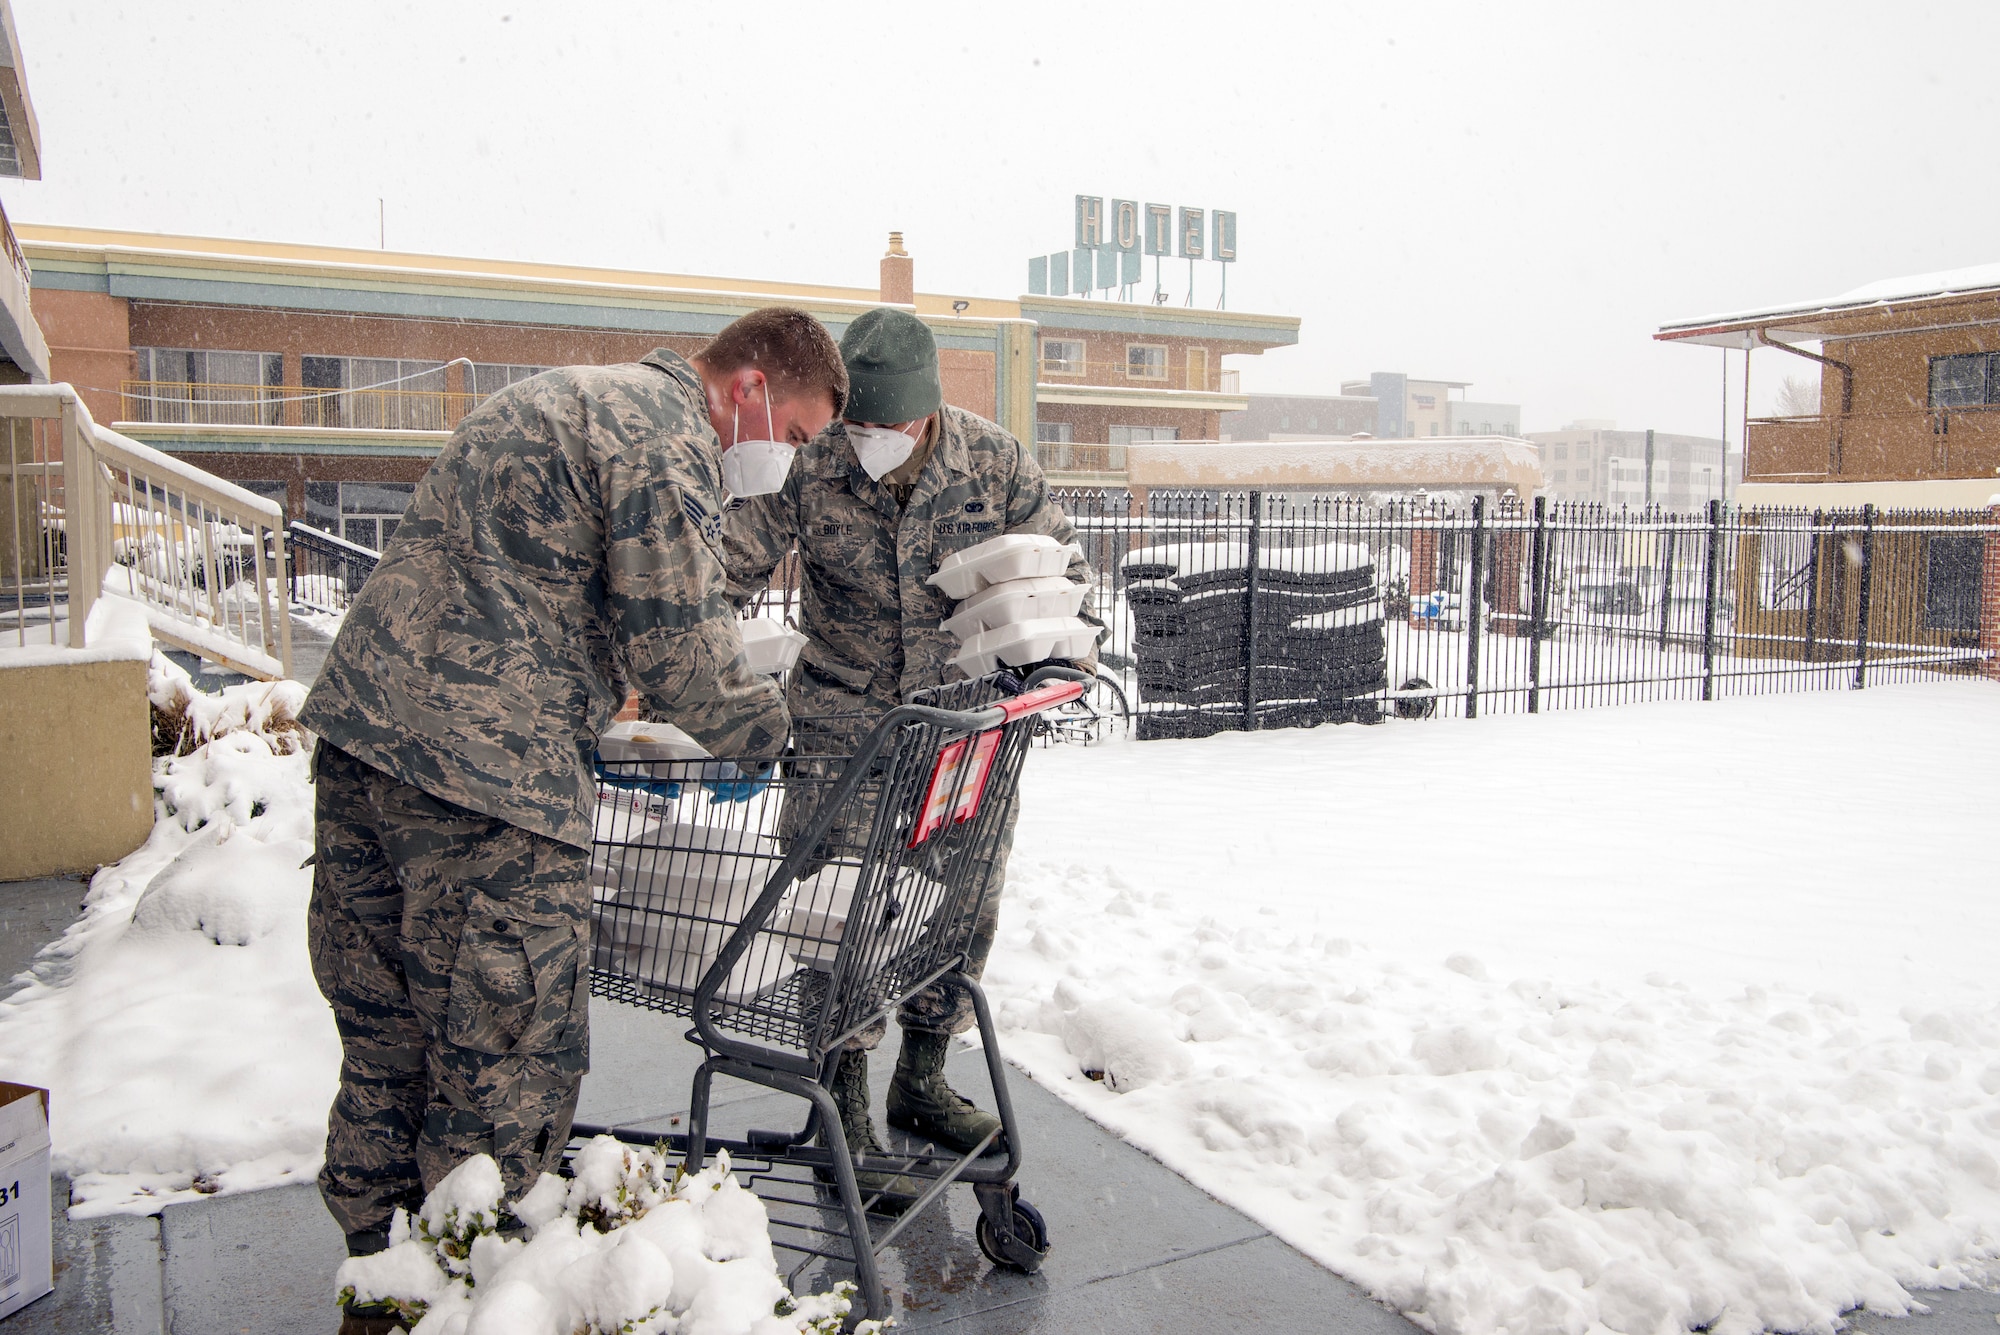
[990, 678, 1085, 723]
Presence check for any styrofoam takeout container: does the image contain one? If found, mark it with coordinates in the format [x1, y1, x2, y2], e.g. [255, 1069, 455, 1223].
[941, 575, 1088, 640]
[950, 615, 1100, 676]
[598, 721, 709, 763]
[927, 534, 1081, 600]
[775, 865, 942, 971]
[591, 920, 797, 1003]
[591, 822, 770, 913]
[738, 618, 808, 675]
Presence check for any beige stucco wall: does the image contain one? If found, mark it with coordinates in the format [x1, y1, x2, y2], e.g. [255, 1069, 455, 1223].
[0, 658, 153, 880]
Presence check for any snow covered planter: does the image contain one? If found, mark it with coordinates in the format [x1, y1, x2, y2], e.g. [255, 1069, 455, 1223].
[337, 1136, 880, 1335]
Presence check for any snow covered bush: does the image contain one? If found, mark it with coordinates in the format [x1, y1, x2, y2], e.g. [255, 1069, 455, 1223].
[337, 1136, 879, 1335]
[148, 650, 307, 757]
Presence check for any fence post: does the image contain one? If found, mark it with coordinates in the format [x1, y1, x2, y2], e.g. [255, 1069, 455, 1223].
[1656, 525, 1676, 651]
[1701, 498, 1721, 701]
[1243, 489, 1261, 732]
[1981, 500, 2000, 681]
[1853, 503, 1875, 689]
[60, 400, 99, 649]
[1803, 509, 1823, 670]
[1465, 495, 1485, 718]
[1528, 495, 1547, 714]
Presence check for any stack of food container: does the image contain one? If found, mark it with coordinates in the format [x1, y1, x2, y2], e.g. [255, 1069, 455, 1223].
[590, 721, 797, 1003]
[928, 534, 1099, 676]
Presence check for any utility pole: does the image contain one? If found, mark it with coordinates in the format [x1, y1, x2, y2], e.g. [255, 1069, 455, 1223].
[379, 199, 386, 250]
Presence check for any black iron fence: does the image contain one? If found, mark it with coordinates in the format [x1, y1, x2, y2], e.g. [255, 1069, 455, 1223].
[287, 520, 381, 615]
[279, 494, 1998, 739]
[1054, 490, 1998, 739]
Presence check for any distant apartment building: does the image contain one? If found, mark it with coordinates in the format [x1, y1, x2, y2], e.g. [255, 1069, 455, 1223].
[1527, 422, 1740, 510]
[1223, 375, 1521, 443]
[1336, 373, 1520, 440]
[1218, 393, 1377, 441]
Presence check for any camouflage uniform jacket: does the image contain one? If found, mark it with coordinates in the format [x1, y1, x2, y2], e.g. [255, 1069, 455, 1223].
[301, 350, 788, 849]
[721, 404, 1096, 705]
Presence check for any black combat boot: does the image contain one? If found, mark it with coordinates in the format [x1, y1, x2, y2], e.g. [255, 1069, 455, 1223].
[886, 1029, 1003, 1153]
[338, 1302, 406, 1334]
[818, 1050, 922, 1211]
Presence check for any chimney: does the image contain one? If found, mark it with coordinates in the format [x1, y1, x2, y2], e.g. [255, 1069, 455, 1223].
[879, 232, 913, 305]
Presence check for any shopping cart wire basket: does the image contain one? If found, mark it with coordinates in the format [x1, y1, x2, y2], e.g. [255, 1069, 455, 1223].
[573, 668, 1087, 1323]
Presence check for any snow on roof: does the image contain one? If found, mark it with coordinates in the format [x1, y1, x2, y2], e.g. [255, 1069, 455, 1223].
[1125, 436, 1542, 490]
[1659, 260, 2000, 341]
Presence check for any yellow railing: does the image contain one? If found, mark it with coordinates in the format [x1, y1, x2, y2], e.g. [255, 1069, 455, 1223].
[1036, 359, 1223, 393]
[3, 384, 291, 678]
[1035, 443, 1128, 475]
[121, 380, 480, 432]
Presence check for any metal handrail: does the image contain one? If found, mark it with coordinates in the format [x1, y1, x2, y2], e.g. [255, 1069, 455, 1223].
[120, 379, 480, 432]
[1035, 359, 1224, 392]
[0, 384, 291, 678]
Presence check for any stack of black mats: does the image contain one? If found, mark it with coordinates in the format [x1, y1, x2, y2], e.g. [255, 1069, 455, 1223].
[1124, 543, 1387, 740]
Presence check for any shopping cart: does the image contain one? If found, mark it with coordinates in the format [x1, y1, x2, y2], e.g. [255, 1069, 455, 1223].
[572, 669, 1086, 1324]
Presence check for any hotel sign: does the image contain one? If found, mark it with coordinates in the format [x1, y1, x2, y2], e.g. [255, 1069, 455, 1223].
[1035, 194, 1237, 303]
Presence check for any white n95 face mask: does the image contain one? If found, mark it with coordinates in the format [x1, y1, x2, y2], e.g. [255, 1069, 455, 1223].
[848, 422, 919, 480]
[721, 396, 794, 498]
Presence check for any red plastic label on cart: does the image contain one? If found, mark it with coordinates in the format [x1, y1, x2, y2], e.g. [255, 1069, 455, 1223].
[910, 729, 1003, 848]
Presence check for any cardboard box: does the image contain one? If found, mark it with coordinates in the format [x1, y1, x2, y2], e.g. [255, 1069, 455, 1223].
[0, 1082, 52, 1320]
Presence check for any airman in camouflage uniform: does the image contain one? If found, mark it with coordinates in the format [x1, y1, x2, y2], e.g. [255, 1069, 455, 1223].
[301, 317, 844, 1297]
[722, 308, 1095, 1188]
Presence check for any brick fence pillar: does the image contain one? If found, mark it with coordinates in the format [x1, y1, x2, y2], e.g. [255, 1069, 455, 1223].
[1409, 525, 1439, 628]
[1983, 501, 2000, 681]
[1490, 528, 1526, 638]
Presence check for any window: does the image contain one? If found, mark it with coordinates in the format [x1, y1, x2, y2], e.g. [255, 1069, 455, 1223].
[1552, 470, 1568, 483]
[131, 347, 283, 425]
[471, 363, 549, 398]
[1429, 422, 1440, 436]
[1928, 353, 2000, 409]
[1480, 421, 1493, 435]
[301, 356, 451, 430]
[1035, 421, 1073, 444]
[1553, 445, 1568, 460]
[1126, 344, 1168, 380]
[1925, 534, 1982, 631]
[1503, 422, 1515, 435]
[1040, 338, 1084, 376]
[336, 481, 415, 552]
[230, 479, 289, 518]
[1109, 425, 1178, 445]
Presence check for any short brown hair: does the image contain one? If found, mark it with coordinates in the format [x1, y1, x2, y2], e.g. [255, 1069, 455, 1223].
[696, 307, 847, 416]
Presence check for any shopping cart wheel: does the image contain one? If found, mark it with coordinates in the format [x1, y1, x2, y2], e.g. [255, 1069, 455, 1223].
[974, 1191, 1049, 1272]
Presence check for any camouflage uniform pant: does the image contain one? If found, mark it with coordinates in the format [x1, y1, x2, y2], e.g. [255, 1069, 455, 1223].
[309, 742, 592, 1243]
[784, 665, 1017, 1053]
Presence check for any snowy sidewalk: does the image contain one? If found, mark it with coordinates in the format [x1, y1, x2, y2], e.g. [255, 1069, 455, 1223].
[1, 991, 1418, 1332]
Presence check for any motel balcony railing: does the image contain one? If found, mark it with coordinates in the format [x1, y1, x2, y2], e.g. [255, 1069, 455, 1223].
[120, 381, 481, 433]
[1036, 359, 1228, 394]
[1747, 406, 2000, 482]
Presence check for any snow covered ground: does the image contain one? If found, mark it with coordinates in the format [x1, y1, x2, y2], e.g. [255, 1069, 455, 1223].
[6, 661, 1998, 1333]
[0, 659, 338, 1216]
[987, 681, 2000, 1335]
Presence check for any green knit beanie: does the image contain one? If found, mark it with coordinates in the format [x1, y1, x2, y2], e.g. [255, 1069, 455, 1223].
[840, 308, 942, 424]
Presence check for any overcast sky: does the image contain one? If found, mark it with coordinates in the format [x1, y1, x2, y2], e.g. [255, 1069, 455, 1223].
[10, 1, 1999, 438]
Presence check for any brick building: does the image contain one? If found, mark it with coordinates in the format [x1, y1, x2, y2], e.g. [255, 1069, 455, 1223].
[22, 226, 1301, 544]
